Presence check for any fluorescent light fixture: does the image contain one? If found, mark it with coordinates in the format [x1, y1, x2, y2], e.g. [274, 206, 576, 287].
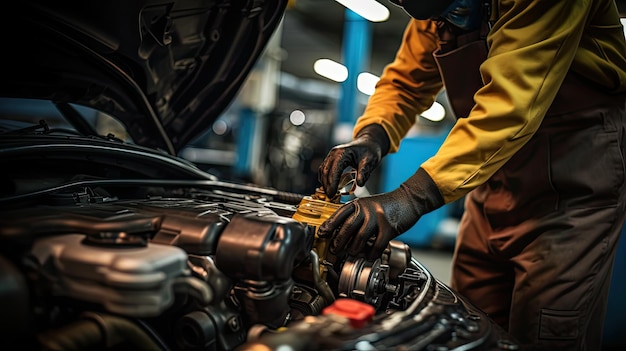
[335, 0, 390, 22]
[313, 59, 349, 82]
[420, 102, 446, 122]
[357, 72, 380, 95]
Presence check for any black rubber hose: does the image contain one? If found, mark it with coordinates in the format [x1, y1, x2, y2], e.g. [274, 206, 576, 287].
[37, 313, 164, 351]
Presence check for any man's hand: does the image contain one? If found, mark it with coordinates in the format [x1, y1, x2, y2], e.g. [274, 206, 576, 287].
[317, 167, 445, 260]
[318, 125, 390, 198]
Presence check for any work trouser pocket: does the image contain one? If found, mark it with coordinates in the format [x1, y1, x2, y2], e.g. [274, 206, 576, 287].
[473, 132, 557, 230]
[546, 106, 625, 210]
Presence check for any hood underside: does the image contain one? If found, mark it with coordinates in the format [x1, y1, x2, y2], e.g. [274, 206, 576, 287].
[1, 0, 287, 154]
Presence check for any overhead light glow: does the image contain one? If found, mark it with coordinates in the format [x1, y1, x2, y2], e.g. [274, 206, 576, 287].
[289, 110, 306, 126]
[313, 59, 348, 82]
[335, 0, 390, 22]
[420, 102, 446, 122]
[212, 120, 229, 135]
[357, 72, 380, 95]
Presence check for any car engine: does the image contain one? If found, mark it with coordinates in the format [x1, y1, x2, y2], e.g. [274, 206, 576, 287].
[0, 177, 518, 351]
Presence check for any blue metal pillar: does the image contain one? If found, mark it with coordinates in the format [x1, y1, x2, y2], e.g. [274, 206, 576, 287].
[234, 107, 256, 178]
[335, 9, 372, 144]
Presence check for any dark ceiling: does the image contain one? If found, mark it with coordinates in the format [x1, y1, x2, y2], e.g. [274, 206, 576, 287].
[279, 0, 412, 83]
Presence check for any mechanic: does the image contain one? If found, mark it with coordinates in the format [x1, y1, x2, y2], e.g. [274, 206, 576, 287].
[316, 0, 626, 349]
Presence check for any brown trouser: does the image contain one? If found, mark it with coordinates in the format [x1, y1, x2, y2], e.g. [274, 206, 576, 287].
[450, 79, 626, 350]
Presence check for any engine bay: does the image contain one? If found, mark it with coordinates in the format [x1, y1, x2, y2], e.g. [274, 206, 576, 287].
[0, 177, 517, 350]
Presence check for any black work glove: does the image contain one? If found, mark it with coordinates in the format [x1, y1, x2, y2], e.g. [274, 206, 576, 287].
[318, 125, 391, 199]
[318, 167, 444, 260]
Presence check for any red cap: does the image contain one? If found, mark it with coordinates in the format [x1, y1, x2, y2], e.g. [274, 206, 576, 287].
[322, 298, 376, 329]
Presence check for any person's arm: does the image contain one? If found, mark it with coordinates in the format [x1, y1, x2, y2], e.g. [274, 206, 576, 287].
[353, 19, 445, 153]
[318, 19, 444, 198]
[423, 0, 598, 203]
[317, 0, 626, 259]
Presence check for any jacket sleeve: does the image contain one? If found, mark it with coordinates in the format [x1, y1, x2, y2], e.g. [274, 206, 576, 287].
[352, 19, 444, 153]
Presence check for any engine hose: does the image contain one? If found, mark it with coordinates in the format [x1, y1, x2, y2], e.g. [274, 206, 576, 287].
[309, 250, 336, 305]
[37, 312, 164, 351]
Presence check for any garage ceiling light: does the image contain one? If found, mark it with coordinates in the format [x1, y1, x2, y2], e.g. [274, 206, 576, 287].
[357, 72, 379, 95]
[313, 59, 349, 82]
[420, 102, 446, 122]
[335, 0, 390, 22]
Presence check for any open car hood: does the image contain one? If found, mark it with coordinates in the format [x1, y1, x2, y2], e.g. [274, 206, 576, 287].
[1, 0, 287, 155]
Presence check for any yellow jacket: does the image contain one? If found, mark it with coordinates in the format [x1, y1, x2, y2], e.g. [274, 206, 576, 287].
[354, 0, 626, 203]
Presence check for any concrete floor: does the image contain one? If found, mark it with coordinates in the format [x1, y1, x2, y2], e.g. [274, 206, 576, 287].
[410, 246, 454, 285]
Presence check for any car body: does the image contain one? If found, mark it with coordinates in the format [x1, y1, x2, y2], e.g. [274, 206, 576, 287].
[0, 1, 518, 350]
